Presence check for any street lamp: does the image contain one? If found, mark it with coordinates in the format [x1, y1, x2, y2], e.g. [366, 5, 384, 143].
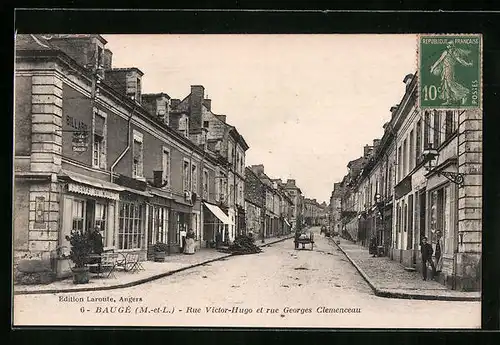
[422, 144, 464, 187]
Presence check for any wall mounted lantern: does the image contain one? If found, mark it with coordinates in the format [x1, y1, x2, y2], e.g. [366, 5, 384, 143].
[422, 144, 464, 188]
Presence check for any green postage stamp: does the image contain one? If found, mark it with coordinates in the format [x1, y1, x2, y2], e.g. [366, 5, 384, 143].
[418, 34, 482, 110]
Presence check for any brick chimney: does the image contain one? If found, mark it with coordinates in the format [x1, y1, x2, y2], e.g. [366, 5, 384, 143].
[105, 68, 144, 103]
[363, 145, 373, 158]
[103, 49, 113, 69]
[250, 164, 265, 176]
[203, 99, 212, 111]
[190, 85, 204, 129]
[48, 34, 107, 69]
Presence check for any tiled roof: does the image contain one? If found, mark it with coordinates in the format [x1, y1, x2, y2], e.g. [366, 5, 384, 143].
[15, 34, 55, 51]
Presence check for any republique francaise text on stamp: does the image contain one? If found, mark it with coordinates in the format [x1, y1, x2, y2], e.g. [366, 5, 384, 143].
[418, 34, 482, 110]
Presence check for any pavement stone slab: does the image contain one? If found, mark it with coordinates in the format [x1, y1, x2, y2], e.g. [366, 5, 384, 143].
[332, 237, 480, 301]
[13, 235, 293, 295]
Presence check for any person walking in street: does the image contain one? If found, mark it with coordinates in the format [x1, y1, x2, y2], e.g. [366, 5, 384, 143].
[420, 236, 436, 281]
[435, 230, 443, 274]
[294, 230, 300, 249]
[215, 230, 222, 249]
[180, 227, 187, 253]
[184, 229, 196, 255]
[88, 225, 104, 272]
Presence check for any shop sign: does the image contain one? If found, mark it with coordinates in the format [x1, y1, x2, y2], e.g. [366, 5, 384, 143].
[72, 131, 89, 152]
[68, 183, 119, 200]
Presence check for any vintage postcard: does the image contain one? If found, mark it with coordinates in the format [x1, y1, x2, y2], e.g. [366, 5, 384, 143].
[12, 33, 482, 329]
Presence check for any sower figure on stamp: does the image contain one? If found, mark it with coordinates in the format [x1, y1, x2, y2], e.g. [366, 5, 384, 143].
[420, 236, 436, 281]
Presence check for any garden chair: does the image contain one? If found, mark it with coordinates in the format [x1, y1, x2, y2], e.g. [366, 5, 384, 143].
[100, 252, 119, 278]
[124, 252, 145, 273]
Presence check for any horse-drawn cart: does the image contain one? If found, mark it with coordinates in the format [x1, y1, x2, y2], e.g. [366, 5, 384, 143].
[294, 232, 314, 250]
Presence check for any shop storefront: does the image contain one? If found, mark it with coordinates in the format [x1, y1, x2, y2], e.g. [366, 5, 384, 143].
[170, 201, 192, 253]
[383, 203, 393, 257]
[427, 177, 458, 285]
[146, 190, 173, 259]
[58, 170, 123, 278]
[203, 202, 232, 247]
[236, 205, 246, 236]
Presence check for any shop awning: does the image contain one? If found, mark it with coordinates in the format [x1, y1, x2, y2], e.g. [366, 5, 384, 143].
[61, 169, 123, 200]
[204, 202, 234, 225]
[284, 219, 291, 227]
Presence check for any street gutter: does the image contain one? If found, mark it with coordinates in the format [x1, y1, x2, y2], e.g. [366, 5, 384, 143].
[14, 235, 294, 296]
[329, 237, 481, 302]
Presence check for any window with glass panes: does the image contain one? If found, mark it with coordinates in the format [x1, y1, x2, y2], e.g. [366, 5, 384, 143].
[162, 147, 170, 187]
[183, 160, 190, 191]
[94, 202, 107, 245]
[93, 112, 106, 169]
[445, 110, 455, 140]
[118, 201, 144, 250]
[133, 131, 144, 178]
[72, 199, 86, 232]
[433, 110, 441, 148]
[409, 130, 415, 171]
[424, 111, 431, 148]
[416, 120, 422, 165]
[153, 206, 168, 243]
[203, 169, 209, 199]
[192, 164, 198, 193]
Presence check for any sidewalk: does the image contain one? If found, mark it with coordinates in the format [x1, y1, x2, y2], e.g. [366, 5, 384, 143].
[13, 234, 294, 295]
[331, 237, 480, 301]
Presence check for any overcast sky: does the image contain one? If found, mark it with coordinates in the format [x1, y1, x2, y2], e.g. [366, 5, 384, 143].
[103, 34, 417, 204]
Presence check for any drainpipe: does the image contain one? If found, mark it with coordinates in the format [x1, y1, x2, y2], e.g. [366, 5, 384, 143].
[199, 145, 207, 246]
[110, 106, 135, 183]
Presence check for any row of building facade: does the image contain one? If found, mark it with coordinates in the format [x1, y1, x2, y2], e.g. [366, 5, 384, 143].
[328, 73, 482, 291]
[303, 198, 328, 227]
[13, 34, 309, 278]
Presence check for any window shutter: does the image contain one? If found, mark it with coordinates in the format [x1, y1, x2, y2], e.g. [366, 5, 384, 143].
[60, 196, 73, 250]
[94, 114, 105, 137]
[445, 111, 453, 139]
[424, 111, 430, 148]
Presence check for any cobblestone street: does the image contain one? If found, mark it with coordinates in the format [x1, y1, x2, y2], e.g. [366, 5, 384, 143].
[14, 227, 480, 328]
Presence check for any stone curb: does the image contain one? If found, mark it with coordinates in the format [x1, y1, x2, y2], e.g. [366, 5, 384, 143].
[330, 238, 480, 302]
[14, 235, 294, 296]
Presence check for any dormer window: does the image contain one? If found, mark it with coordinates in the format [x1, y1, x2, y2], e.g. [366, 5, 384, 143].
[179, 115, 189, 138]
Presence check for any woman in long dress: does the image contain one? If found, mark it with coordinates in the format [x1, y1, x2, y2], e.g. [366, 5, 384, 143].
[430, 41, 473, 105]
[184, 229, 196, 255]
[434, 230, 444, 273]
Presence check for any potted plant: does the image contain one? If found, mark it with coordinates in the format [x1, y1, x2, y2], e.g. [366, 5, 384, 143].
[153, 242, 168, 262]
[65, 230, 92, 284]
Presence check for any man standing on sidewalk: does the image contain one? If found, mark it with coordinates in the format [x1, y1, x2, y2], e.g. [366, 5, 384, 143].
[420, 236, 436, 281]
